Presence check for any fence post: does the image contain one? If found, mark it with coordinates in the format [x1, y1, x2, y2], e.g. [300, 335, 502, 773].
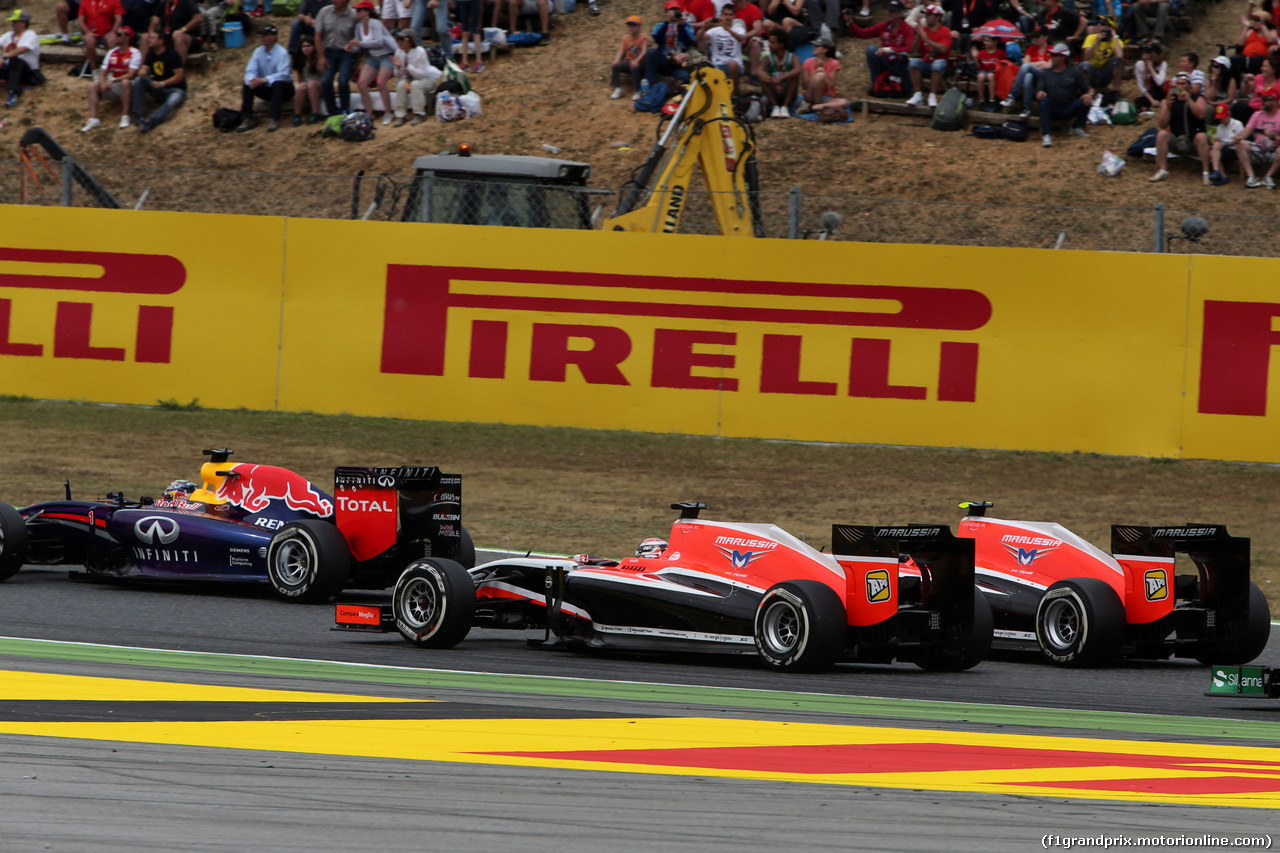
[61, 159, 73, 207]
[788, 185, 801, 240]
[1153, 202, 1165, 253]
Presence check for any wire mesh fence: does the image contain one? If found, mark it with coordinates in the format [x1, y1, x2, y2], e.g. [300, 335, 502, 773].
[6, 159, 1277, 256]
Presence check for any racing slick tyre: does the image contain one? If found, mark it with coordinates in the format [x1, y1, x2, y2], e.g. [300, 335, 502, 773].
[0, 501, 28, 582]
[267, 521, 352, 603]
[754, 580, 846, 672]
[1035, 578, 1125, 667]
[459, 525, 476, 569]
[915, 587, 994, 672]
[391, 558, 476, 649]
[1194, 582, 1271, 665]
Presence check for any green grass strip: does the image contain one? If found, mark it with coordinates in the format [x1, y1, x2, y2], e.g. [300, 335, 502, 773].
[2, 636, 1276, 742]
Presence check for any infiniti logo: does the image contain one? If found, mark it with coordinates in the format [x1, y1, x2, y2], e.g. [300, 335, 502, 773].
[377, 475, 395, 488]
[134, 516, 180, 545]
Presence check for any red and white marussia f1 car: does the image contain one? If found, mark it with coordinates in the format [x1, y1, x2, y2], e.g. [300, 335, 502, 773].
[336, 503, 994, 672]
[957, 501, 1270, 666]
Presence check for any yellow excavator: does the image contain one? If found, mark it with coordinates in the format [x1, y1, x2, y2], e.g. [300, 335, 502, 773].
[603, 64, 765, 238]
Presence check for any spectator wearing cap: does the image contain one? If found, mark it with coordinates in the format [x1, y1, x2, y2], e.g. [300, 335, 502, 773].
[83, 25, 139, 130]
[1132, 41, 1166, 113]
[610, 15, 649, 100]
[756, 27, 799, 115]
[1130, 0, 1169, 47]
[1079, 14, 1121, 96]
[75, 0, 124, 79]
[390, 27, 437, 125]
[0, 10, 39, 107]
[645, 1, 696, 88]
[314, 0, 358, 115]
[1207, 101, 1247, 186]
[455, 0, 483, 73]
[1205, 54, 1237, 114]
[1240, 87, 1280, 188]
[700, 4, 744, 89]
[1002, 27, 1050, 117]
[845, 0, 915, 98]
[800, 35, 839, 111]
[904, 5, 951, 108]
[353, 0, 397, 124]
[1035, 42, 1091, 146]
[235, 23, 294, 131]
[1149, 71, 1210, 183]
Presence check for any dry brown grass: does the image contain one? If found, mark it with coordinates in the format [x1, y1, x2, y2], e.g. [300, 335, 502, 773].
[2, 399, 1278, 603]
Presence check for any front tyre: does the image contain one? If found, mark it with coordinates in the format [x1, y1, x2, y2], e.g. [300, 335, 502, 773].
[0, 502, 28, 582]
[754, 580, 846, 672]
[392, 558, 476, 649]
[1035, 578, 1125, 667]
[1195, 581, 1271, 665]
[267, 521, 352, 603]
[915, 587, 994, 672]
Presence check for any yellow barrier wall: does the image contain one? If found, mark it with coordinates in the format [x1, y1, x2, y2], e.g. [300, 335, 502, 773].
[2, 205, 1276, 463]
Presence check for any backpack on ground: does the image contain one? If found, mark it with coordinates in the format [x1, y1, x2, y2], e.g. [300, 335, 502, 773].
[319, 114, 345, 138]
[1127, 126, 1158, 157]
[341, 111, 375, 141]
[635, 80, 669, 113]
[211, 107, 241, 132]
[971, 124, 1003, 139]
[930, 87, 966, 131]
[1111, 98, 1137, 125]
[871, 70, 903, 97]
[735, 93, 768, 122]
[1000, 119, 1029, 141]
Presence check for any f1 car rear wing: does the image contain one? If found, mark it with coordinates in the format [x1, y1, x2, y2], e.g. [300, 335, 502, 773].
[831, 524, 975, 626]
[334, 466, 462, 563]
[1111, 524, 1250, 609]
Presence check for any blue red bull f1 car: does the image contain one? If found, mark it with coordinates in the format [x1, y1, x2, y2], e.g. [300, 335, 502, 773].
[335, 503, 994, 672]
[0, 449, 473, 602]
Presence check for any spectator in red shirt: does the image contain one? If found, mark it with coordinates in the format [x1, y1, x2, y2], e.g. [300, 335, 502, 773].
[679, 0, 716, 34]
[971, 33, 1004, 111]
[82, 24, 139, 130]
[905, 4, 952, 107]
[846, 0, 915, 97]
[77, 0, 124, 77]
[728, 0, 765, 78]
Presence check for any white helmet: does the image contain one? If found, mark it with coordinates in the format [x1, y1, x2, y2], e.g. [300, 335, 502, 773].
[636, 538, 667, 558]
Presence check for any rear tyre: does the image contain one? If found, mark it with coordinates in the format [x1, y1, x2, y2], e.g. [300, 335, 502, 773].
[1035, 578, 1125, 667]
[458, 525, 476, 569]
[267, 520, 352, 602]
[1195, 582, 1271, 665]
[391, 558, 476, 649]
[915, 587, 995, 672]
[754, 580, 846, 672]
[0, 502, 28, 582]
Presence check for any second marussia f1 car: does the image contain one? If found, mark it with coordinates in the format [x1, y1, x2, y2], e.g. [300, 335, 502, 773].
[335, 503, 994, 672]
[0, 449, 474, 602]
[957, 501, 1270, 667]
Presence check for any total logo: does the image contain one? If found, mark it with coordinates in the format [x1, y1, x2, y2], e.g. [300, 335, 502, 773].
[1144, 568, 1168, 601]
[134, 515, 180, 545]
[865, 569, 891, 603]
[336, 496, 394, 512]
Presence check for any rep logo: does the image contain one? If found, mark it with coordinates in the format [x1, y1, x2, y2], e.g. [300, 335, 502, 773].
[134, 516, 180, 545]
[1144, 569, 1168, 602]
[865, 569, 891, 603]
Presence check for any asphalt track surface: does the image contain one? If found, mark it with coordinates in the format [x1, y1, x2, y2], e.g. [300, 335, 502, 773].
[2, 560, 1279, 852]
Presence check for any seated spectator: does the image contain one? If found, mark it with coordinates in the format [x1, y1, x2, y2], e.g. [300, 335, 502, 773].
[727, 0, 765, 80]
[243, 0, 273, 18]
[1129, 0, 1169, 47]
[1079, 14, 1121, 97]
[0, 10, 39, 108]
[1002, 27, 1050, 117]
[1034, 0, 1084, 52]
[288, 0, 329, 54]
[315, 0, 358, 116]
[800, 34, 839, 111]
[1230, 9, 1276, 84]
[609, 14, 648, 100]
[760, 0, 806, 41]
[678, 0, 716, 35]
[944, 0, 997, 56]
[1132, 41, 1166, 112]
[845, 0, 915, 98]
[904, 4, 951, 108]
[76, 0, 124, 78]
[645, 0, 696, 87]
[971, 33, 1005, 111]
[1149, 72, 1210, 183]
[235, 23, 293, 132]
[812, 95, 853, 121]
[1245, 54, 1280, 113]
[700, 4, 745, 88]
[456, 0, 483, 73]
[496, 0, 549, 46]
[1178, 51, 1204, 97]
[149, 0, 203, 62]
[1008, 0, 1041, 36]
[352, 0, 396, 124]
[83, 25, 139, 130]
[291, 36, 323, 124]
[131, 30, 185, 131]
[1241, 87, 1280, 187]
[390, 27, 438, 124]
[1206, 54, 1239, 116]
[1035, 41, 1091, 146]
[757, 28, 799, 115]
[195, 0, 228, 50]
[1208, 102, 1246, 185]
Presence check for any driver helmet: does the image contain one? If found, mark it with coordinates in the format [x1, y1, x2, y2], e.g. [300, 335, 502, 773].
[163, 479, 198, 500]
[636, 537, 668, 558]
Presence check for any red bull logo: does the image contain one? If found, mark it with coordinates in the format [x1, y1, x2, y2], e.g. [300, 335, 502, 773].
[216, 464, 334, 517]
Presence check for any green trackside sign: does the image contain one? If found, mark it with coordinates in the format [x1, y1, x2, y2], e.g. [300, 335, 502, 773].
[1206, 665, 1273, 697]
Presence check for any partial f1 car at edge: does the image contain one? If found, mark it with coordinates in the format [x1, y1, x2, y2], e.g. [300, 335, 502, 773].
[958, 501, 1270, 667]
[335, 503, 994, 673]
[0, 449, 474, 602]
